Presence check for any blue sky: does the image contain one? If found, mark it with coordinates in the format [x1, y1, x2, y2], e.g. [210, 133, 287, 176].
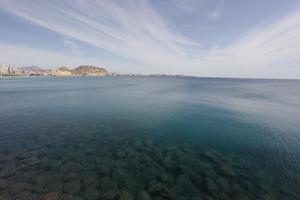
[0, 0, 300, 78]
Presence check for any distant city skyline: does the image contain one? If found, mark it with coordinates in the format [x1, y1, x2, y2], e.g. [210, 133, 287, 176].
[1, 0, 300, 78]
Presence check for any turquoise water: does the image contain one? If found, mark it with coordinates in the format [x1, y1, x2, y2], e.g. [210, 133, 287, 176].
[0, 77, 299, 200]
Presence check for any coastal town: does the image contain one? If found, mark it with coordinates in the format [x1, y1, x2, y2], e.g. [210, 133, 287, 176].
[0, 64, 111, 77]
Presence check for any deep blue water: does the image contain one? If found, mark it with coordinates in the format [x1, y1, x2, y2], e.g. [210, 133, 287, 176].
[0, 77, 300, 200]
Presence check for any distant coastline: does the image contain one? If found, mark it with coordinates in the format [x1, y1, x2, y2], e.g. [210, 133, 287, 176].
[1, 64, 299, 80]
[0, 64, 195, 78]
[0, 65, 110, 77]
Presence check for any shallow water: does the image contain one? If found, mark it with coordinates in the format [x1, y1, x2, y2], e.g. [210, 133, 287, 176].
[0, 77, 300, 200]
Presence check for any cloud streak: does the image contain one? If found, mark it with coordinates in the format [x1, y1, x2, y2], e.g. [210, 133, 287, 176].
[208, 7, 221, 20]
[63, 39, 82, 55]
[0, 0, 300, 78]
[0, 0, 196, 66]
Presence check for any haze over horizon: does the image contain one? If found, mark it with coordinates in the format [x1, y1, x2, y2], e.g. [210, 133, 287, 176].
[1, 0, 300, 79]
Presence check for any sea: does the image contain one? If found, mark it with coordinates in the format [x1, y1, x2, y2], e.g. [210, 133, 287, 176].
[0, 76, 299, 200]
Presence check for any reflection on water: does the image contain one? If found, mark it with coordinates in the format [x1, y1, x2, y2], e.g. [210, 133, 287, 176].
[0, 77, 299, 200]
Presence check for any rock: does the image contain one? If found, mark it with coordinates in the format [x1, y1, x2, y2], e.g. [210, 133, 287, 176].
[63, 173, 78, 182]
[119, 189, 134, 200]
[22, 157, 40, 166]
[259, 194, 274, 200]
[162, 154, 176, 171]
[33, 174, 63, 193]
[230, 183, 244, 194]
[233, 193, 251, 200]
[0, 154, 13, 164]
[102, 188, 119, 200]
[61, 194, 82, 200]
[0, 194, 10, 200]
[38, 192, 62, 200]
[203, 195, 214, 200]
[201, 151, 220, 164]
[82, 176, 98, 187]
[98, 176, 117, 192]
[81, 188, 100, 200]
[176, 174, 199, 195]
[215, 177, 230, 193]
[22, 170, 41, 181]
[64, 179, 81, 195]
[204, 177, 218, 194]
[26, 184, 44, 193]
[72, 66, 110, 76]
[0, 168, 15, 178]
[34, 174, 52, 186]
[141, 166, 157, 183]
[158, 173, 175, 185]
[9, 182, 28, 194]
[137, 191, 152, 200]
[14, 191, 38, 200]
[15, 151, 38, 160]
[197, 162, 218, 179]
[218, 165, 235, 178]
[48, 159, 63, 170]
[219, 193, 231, 200]
[148, 181, 176, 199]
[0, 179, 8, 190]
[111, 168, 127, 186]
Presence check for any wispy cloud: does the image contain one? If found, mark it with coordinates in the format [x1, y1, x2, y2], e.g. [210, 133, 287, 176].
[207, 7, 221, 20]
[0, 0, 300, 78]
[203, 10, 300, 71]
[63, 39, 82, 55]
[0, 42, 148, 73]
[0, 42, 101, 68]
[0, 0, 196, 67]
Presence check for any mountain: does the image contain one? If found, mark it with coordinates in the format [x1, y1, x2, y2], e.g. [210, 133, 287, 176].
[1, 64, 111, 77]
[72, 65, 110, 76]
[20, 66, 44, 71]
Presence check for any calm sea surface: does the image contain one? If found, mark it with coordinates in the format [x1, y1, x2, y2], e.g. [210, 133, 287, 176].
[0, 77, 299, 200]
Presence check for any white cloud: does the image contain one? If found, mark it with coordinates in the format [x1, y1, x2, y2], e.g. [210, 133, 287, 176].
[63, 39, 82, 55]
[0, 42, 153, 74]
[0, 0, 300, 78]
[0, 0, 196, 67]
[0, 43, 101, 68]
[207, 7, 221, 20]
[204, 10, 300, 71]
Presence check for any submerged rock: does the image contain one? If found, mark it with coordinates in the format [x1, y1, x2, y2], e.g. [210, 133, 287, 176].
[0, 179, 8, 190]
[38, 192, 62, 200]
[101, 188, 119, 200]
[14, 191, 38, 200]
[201, 151, 221, 164]
[158, 173, 175, 185]
[64, 179, 81, 195]
[22, 157, 40, 166]
[218, 165, 236, 178]
[137, 191, 152, 200]
[0, 168, 15, 178]
[232, 193, 251, 200]
[98, 176, 117, 192]
[15, 151, 38, 160]
[0, 193, 10, 200]
[81, 188, 100, 200]
[118, 189, 135, 200]
[148, 181, 176, 199]
[9, 182, 28, 194]
[63, 173, 78, 182]
[176, 174, 199, 195]
[215, 177, 230, 192]
[204, 177, 218, 194]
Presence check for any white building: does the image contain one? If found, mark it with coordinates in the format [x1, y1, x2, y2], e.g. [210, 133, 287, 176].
[0, 64, 9, 75]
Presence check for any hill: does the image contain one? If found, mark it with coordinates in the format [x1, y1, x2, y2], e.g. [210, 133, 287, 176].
[72, 65, 110, 76]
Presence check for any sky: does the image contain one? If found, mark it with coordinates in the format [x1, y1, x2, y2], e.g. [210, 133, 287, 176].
[0, 0, 300, 78]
